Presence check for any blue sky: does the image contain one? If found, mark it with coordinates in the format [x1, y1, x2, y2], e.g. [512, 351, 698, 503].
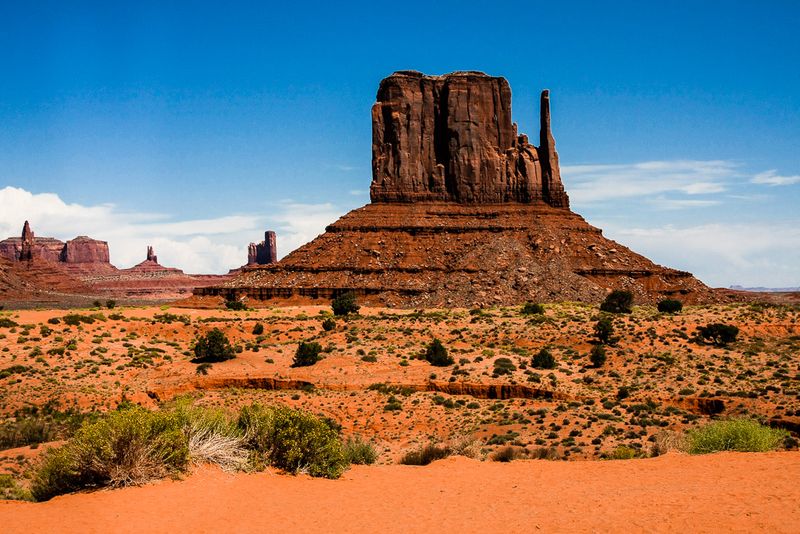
[0, 1, 798, 286]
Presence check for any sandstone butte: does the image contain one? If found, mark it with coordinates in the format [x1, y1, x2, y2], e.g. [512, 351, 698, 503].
[198, 70, 725, 307]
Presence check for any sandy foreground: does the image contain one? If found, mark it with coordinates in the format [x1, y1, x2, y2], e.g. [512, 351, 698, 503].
[2, 452, 799, 534]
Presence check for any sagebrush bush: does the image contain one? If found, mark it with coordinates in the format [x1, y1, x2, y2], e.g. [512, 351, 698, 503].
[657, 299, 683, 313]
[424, 338, 453, 366]
[490, 446, 524, 462]
[600, 290, 633, 314]
[342, 436, 378, 465]
[400, 443, 451, 466]
[193, 328, 236, 363]
[331, 292, 359, 316]
[687, 419, 787, 454]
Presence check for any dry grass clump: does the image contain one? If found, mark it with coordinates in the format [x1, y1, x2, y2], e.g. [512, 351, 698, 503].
[399, 434, 481, 465]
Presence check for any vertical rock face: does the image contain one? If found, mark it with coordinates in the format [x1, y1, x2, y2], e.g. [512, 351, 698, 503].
[370, 71, 569, 208]
[146, 246, 158, 263]
[538, 89, 569, 208]
[61, 236, 111, 264]
[19, 221, 35, 260]
[248, 231, 278, 265]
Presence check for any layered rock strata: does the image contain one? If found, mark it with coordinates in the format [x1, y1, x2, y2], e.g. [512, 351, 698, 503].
[198, 71, 720, 307]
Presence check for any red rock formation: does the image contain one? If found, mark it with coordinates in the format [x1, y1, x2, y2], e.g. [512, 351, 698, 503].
[0, 223, 66, 263]
[247, 231, 278, 265]
[19, 221, 35, 261]
[146, 246, 158, 263]
[60, 236, 111, 264]
[370, 71, 569, 207]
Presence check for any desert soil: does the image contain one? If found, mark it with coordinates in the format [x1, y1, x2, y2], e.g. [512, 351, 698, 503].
[1, 452, 799, 533]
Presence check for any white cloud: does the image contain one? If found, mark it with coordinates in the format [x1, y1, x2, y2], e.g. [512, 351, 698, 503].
[598, 220, 800, 287]
[563, 160, 736, 205]
[751, 169, 800, 186]
[0, 186, 349, 274]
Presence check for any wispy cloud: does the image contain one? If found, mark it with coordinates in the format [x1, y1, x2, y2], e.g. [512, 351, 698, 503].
[563, 160, 736, 205]
[751, 169, 800, 186]
[598, 220, 800, 287]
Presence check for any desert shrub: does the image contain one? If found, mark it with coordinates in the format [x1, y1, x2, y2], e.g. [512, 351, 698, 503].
[92, 300, 102, 308]
[687, 419, 787, 454]
[604, 446, 639, 460]
[0, 474, 32, 501]
[531, 348, 556, 370]
[424, 338, 453, 367]
[30, 406, 189, 501]
[62, 314, 95, 326]
[0, 365, 29, 380]
[696, 323, 739, 347]
[237, 404, 346, 478]
[193, 328, 235, 363]
[175, 403, 247, 472]
[657, 299, 683, 313]
[490, 446, 524, 462]
[650, 430, 687, 456]
[590, 344, 607, 368]
[225, 299, 247, 311]
[521, 302, 545, 315]
[321, 317, 336, 331]
[0, 318, 18, 328]
[493, 357, 516, 376]
[105, 300, 116, 309]
[47, 317, 60, 325]
[600, 290, 633, 314]
[343, 436, 378, 465]
[331, 292, 359, 316]
[293, 341, 322, 367]
[153, 313, 190, 325]
[594, 316, 614, 343]
[399, 443, 451, 466]
[252, 323, 264, 336]
[0, 417, 58, 450]
[195, 363, 212, 375]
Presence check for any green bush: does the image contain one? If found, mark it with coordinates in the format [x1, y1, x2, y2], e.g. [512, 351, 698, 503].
[590, 345, 607, 368]
[594, 316, 614, 343]
[62, 314, 95, 326]
[321, 317, 336, 331]
[687, 419, 787, 454]
[193, 328, 236, 363]
[493, 357, 516, 375]
[600, 290, 633, 314]
[424, 338, 453, 367]
[238, 404, 346, 478]
[531, 348, 556, 370]
[331, 292, 359, 316]
[31, 406, 189, 502]
[657, 299, 683, 313]
[696, 323, 739, 347]
[521, 302, 545, 315]
[252, 323, 264, 335]
[0, 318, 19, 328]
[225, 299, 247, 311]
[604, 445, 639, 460]
[0, 474, 32, 501]
[0, 417, 58, 450]
[105, 300, 116, 309]
[343, 436, 378, 465]
[293, 341, 322, 367]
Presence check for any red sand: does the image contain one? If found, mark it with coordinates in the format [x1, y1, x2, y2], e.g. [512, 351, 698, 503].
[3, 452, 799, 533]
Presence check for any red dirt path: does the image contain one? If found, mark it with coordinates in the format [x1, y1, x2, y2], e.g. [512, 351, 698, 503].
[2, 452, 798, 533]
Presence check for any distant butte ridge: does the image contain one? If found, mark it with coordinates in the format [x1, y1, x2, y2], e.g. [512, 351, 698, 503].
[198, 70, 725, 307]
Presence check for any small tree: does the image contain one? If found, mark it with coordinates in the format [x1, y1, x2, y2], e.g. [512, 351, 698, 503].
[331, 292, 359, 316]
[594, 316, 614, 344]
[657, 299, 683, 313]
[225, 299, 247, 311]
[532, 348, 556, 370]
[697, 323, 739, 347]
[252, 323, 264, 335]
[193, 328, 236, 363]
[600, 290, 633, 314]
[521, 302, 545, 315]
[322, 318, 336, 331]
[424, 338, 453, 367]
[293, 341, 322, 367]
[590, 345, 607, 368]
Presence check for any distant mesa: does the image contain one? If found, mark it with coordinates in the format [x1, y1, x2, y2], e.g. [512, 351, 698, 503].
[247, 231, 277, 265]
[198, 71, 724, 307]
[0, 221, 113, 271]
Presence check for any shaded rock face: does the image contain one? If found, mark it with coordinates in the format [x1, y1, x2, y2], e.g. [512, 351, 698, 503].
[146, 246, 158, 263]
[248, 231, 277, 265]
[370, 71, 569, 207]
[19, 221, 35, 260]
[61, 236, 110, 264]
